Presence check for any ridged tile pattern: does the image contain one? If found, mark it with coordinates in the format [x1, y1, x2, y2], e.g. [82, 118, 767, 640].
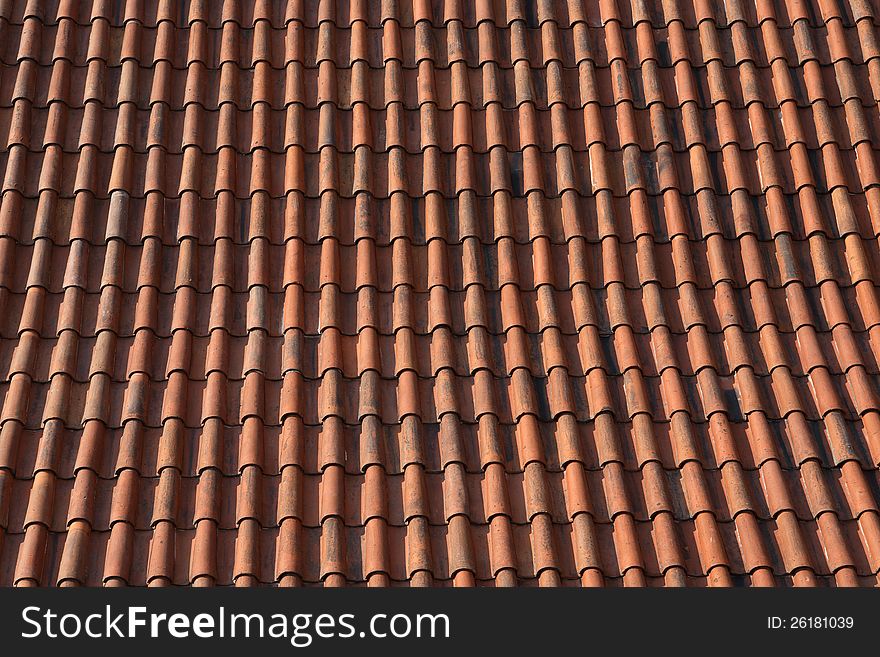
[2, 0, 880, 587]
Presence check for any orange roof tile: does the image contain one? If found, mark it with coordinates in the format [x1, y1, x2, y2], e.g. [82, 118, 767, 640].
[1, 0, 880, 587]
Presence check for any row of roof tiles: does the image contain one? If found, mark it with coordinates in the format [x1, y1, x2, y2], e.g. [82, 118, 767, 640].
[7, 21, 880, 70]
[4, 0, 880, 29]
[4, 192, 880, 243]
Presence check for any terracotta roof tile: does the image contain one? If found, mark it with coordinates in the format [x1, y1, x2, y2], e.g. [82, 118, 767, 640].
[2, 0, 880, 587]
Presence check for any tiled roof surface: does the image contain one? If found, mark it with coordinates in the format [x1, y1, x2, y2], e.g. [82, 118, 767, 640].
[2, 0, 880, 588]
